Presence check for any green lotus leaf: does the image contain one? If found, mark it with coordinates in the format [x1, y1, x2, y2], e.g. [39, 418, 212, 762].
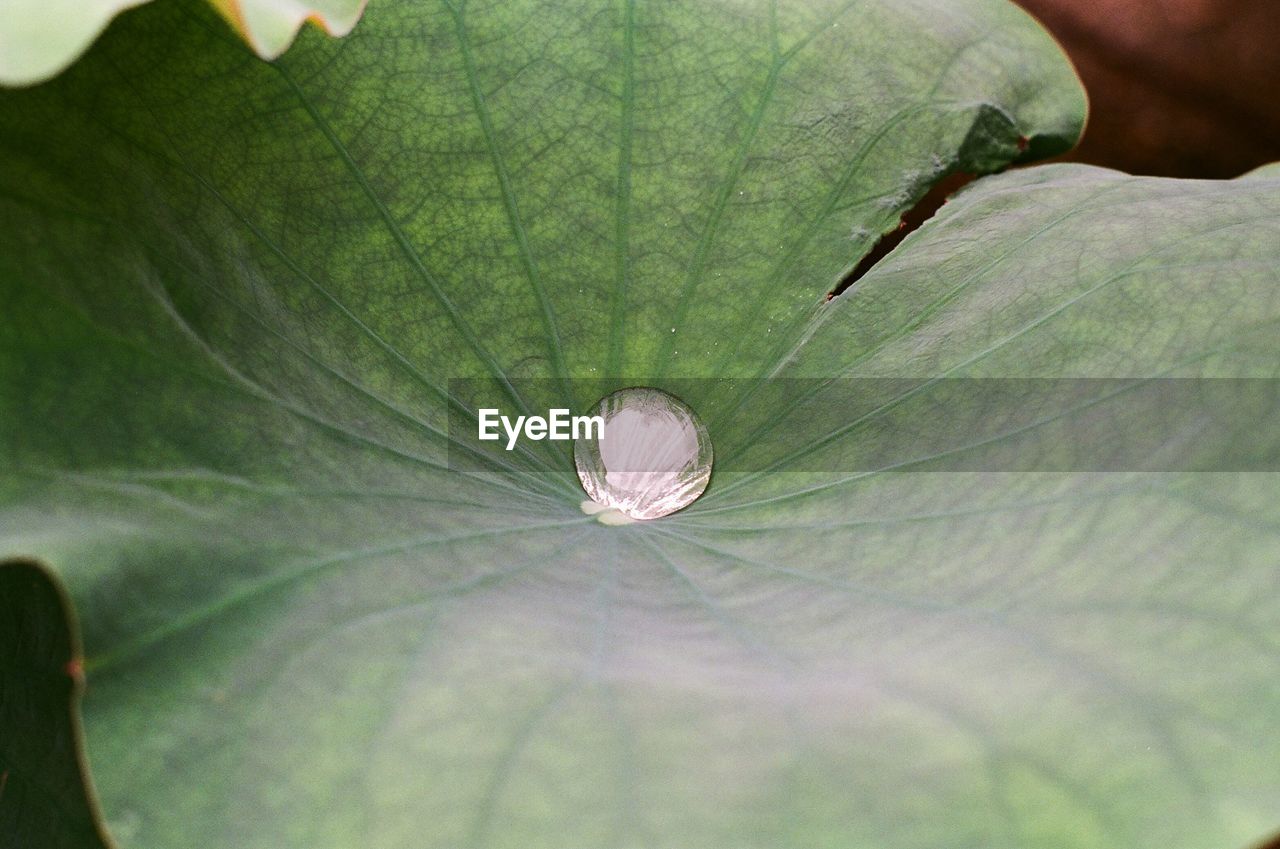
[2, 1, 1277, 848]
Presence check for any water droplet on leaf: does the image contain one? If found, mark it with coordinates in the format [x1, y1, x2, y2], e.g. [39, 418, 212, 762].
[574, 387, 712, 520]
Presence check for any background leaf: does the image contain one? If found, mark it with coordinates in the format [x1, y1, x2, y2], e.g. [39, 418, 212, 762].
[0, 0, 149, 87]
[0, 0, 364, 86]
[0, 560, 110, 849]
[204, 0, 366, 60]
[1, 1, 1277, 848]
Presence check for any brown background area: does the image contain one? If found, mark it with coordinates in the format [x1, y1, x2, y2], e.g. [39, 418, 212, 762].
[1013, 0, 1280, 177]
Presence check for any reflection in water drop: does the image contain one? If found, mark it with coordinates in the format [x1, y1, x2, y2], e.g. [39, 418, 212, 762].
[574, 387, 713, 520]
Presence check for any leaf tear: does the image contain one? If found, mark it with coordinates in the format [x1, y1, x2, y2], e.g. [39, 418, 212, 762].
[827, 171, 975, 300]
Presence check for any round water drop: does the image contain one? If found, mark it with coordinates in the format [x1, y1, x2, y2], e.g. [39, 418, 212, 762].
[574, 387, 712, 521]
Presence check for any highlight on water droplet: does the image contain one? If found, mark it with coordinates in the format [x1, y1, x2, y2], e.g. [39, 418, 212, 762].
[574, 387, 713, 521]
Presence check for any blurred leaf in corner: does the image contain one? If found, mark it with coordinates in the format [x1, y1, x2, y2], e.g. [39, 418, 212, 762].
[0, 0, 367, 87]
[0, 560, 110, 849]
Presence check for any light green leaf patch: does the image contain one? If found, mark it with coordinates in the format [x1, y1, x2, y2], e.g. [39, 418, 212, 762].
[1, 1, 1277, 848]
[0, 0, 150, 87]
[0, 0, 365, 86]
[206, 0, 367, 60]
